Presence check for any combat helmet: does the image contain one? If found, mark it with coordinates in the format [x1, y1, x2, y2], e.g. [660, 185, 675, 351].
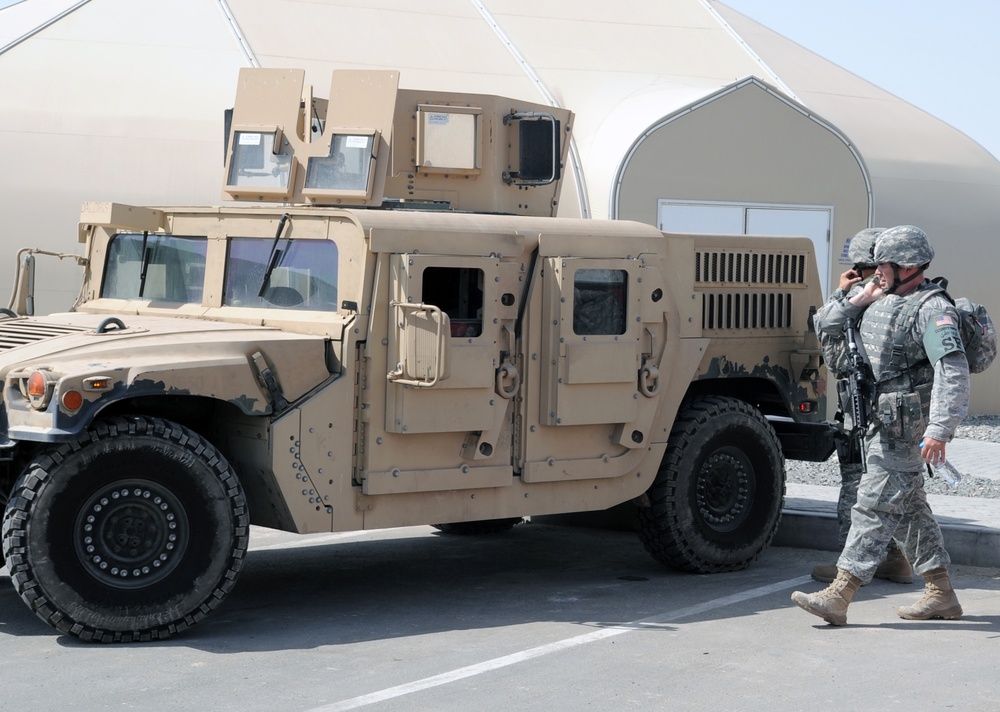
[847, 227, 884, 268]
[873, 225, 934, 268]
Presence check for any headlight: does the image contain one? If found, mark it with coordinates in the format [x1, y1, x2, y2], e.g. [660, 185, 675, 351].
[23, 369, 55, 410]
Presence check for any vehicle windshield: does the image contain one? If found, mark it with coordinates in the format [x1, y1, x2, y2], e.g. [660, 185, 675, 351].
[101, 233, 339, 312]
[102, 234, 207, 303]
[224, 237, 338, 311]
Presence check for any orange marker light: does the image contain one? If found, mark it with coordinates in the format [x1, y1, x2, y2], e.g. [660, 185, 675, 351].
[61, 390, 84, 411]
[27, 371, 47, 398]
[83, 376, 113, 392]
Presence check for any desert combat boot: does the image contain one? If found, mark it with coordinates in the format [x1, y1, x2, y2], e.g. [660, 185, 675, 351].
[896, 567, 963, 620]
[791, 569, 861, 626]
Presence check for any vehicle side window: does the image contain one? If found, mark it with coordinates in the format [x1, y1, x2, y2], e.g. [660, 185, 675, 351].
[102, 233, 207, 304]
[224, 238, 338, 311]
[423, 266, 483, 338]
[573, 269, 627, 335]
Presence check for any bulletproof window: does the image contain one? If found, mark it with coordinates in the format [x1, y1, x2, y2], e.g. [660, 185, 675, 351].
[304, 133, 374, 192]
[227, 129, 293, 191]
[224, 237, 338, 311]
[422, 266, 483, 338]
[102, 233, 207, 304]
[573, 269, 627, 335]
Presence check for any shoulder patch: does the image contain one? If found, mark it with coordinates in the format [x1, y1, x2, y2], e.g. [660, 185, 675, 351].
[923, 309, 965, 366]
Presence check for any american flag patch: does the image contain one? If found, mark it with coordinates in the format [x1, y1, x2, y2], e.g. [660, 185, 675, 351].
[935, 314, 954, 328]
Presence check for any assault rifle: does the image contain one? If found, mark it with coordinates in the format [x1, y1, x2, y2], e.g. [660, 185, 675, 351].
[838, 316, 875, 471]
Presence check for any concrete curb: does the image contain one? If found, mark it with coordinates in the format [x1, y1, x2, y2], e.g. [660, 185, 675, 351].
[778, 482, 1000, 568]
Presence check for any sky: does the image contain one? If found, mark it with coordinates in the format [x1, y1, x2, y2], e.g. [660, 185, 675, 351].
[2, 0, 997, 158]
[719, 0, 1000, 159]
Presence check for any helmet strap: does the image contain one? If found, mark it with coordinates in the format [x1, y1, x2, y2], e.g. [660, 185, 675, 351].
[883, 264, 922, 295]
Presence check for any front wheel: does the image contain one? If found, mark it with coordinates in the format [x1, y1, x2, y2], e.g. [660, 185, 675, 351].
[2, 416, 249, 642]
[637, 395, 785, 573]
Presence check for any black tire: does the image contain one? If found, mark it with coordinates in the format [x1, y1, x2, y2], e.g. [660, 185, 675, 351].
[637, 395, 784, 573]
[0, 476, 9, 569]
[432, 518, 524, 535]
[2, 416, 249, 642]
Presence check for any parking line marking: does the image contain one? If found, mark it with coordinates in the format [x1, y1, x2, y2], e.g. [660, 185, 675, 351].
[306, 575, 812, 712]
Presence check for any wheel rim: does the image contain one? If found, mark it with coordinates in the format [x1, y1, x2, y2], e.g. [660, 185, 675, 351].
[695, 446, 757, 534]
[73, 479, 190, 590]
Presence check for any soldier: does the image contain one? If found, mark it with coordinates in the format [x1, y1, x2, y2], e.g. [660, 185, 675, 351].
[792, 225, 968, 625]
[810, 228, 913, 585]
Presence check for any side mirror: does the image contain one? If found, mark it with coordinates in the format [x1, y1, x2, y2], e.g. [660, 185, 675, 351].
[8, 251, 36, 316]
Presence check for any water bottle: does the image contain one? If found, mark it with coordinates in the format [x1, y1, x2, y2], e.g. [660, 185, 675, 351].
[933, 458, 963, 486]
[920, 441, 963, 486]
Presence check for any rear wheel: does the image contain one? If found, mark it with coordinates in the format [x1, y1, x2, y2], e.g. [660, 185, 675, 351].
[2, 416, 248, 642]
[637, 395, 784, 573]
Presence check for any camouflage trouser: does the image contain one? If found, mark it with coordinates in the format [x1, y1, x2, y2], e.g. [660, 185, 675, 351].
[833, 429, 901, 553]
[837, 432, 950, 584]
[834, 429, 863, 546]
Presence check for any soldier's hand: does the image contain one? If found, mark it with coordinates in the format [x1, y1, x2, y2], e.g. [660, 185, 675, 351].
[838, 269, 861, 291]
[849, 276, 884, 307]
[921, 437, 947, 465]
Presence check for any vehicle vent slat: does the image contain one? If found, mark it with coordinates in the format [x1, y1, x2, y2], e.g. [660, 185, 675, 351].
[0, 322, 90, 352]
[693, 250, 807, 286]
[701, 292, 793, 330]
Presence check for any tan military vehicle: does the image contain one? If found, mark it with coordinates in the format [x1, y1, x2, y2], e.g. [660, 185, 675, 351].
[0, 69, 832, 642]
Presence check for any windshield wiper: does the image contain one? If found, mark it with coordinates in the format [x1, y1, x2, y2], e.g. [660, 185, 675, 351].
[137, 231, 150, 298]
[257, 213, 291, 298]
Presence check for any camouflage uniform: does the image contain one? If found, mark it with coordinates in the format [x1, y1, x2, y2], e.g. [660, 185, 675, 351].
[819, 229, 969, 584]
[813, 228, 882, 547]
[792, 226, 965, 624]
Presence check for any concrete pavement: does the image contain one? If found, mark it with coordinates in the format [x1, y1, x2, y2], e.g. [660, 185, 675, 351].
[777, 438, 1000, 568]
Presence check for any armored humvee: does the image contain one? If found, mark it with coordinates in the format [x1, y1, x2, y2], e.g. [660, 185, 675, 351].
[0, 69, 833, 642]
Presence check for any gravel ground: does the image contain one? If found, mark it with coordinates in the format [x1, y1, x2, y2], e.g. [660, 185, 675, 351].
[786, 414, 1000, 499]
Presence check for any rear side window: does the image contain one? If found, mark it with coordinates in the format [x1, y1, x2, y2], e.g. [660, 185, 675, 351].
[573, 269, 627, 335]
[102, 233, 207, 304]
[423, 266, 484, 338]
[224, 237, 339, 311]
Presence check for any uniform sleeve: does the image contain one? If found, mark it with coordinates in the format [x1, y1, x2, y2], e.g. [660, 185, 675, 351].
[915, 297, 970, 441]
[813, 295, 865, 341]
[921, 309, 965, 365]
[924, 352, 970, 441]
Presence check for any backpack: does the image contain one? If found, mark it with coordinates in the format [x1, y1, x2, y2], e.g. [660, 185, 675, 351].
[952, 295, 997, 373]
[892, 278, 996, 375]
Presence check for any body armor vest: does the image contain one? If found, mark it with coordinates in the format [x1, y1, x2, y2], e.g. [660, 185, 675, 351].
[859, 282, 936, 395]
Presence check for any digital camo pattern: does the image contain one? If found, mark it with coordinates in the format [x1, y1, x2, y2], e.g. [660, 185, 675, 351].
[815, 278, 871, 379]
[836, 445, 950, 583]
[861, 283, 944, 392]
[837, 281, 969, 581]
[873, 225, 935, 267]
[861, 282, 969, 444]
[833, 432, 863, 546]
[847, 227, 884, 268]
[954, 296, 997, 373]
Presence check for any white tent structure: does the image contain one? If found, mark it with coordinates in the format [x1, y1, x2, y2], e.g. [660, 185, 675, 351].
[2, 0, 998, 411]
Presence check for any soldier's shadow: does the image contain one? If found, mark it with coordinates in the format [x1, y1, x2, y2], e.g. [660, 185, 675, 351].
[875, 614, 1000, 632]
